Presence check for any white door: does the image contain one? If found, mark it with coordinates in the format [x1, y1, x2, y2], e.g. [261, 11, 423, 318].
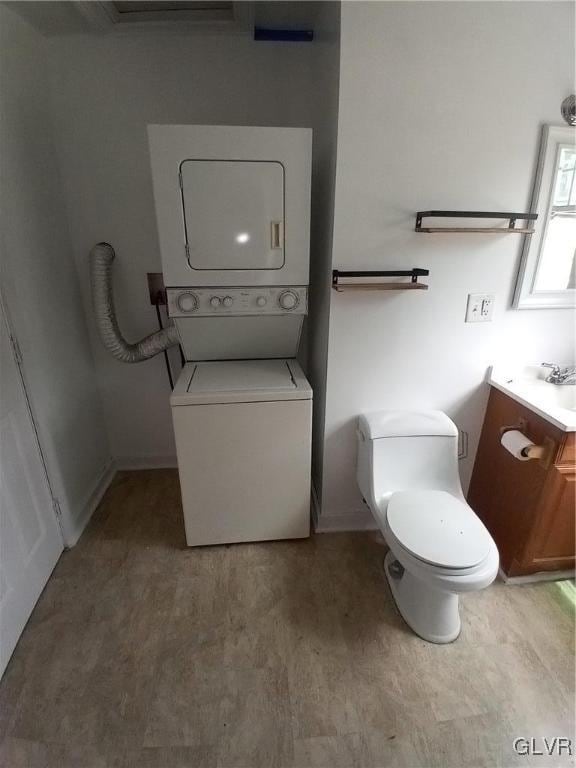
[0, 302, 63, 677]
[181, 160, 285, 271]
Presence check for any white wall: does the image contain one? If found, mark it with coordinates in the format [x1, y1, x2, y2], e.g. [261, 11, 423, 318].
[0, 6, 111, 543]
[306, 2, 340, 509]
[47, 31, 319, 467]
[319, 1, 575, 527]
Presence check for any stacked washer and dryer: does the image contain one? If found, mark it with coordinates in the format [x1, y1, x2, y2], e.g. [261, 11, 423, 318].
[147, 125, 313, 547]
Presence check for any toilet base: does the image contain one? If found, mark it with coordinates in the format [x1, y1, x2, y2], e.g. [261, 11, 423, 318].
[384, 551, 461, 644]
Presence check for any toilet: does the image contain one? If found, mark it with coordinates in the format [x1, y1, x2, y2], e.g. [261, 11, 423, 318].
[356, 410, 498, 644]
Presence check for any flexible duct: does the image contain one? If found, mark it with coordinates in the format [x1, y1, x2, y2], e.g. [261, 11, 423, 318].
[89, 242, 180, 363]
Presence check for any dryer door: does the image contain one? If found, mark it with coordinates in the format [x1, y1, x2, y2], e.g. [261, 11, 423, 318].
[181, 160, 284, 272]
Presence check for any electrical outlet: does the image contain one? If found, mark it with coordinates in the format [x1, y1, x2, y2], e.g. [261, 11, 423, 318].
[466, 293, 494, 323]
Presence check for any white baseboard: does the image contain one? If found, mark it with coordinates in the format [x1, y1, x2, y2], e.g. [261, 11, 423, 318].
[498, 567, 575, 585]
[315, 507, 378, 533]
[311, 484, 378, 533]
[115, 455, 178, 470]
[63, 455, 179, 547]
[63, 459, 116, 547]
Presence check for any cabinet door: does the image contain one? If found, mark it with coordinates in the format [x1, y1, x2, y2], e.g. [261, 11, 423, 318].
[519, 440, 575, 573]
[468, 389, 551, 574]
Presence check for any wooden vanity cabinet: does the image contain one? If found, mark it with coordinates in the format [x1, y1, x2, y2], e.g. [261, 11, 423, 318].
[468, 387, 575, 577]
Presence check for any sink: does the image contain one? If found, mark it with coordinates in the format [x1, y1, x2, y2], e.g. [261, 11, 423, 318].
[489, 365, 576, 431]
[533, 383, 576, 411]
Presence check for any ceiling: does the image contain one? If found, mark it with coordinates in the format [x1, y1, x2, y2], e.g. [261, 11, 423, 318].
[5, 1, 323, 37]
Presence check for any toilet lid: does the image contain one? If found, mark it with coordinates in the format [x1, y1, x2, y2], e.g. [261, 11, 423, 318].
[386, 491, 492, 569]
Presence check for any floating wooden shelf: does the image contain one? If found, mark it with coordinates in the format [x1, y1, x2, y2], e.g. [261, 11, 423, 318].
[332, 268, 429, 292]
[333, 282, 428, 292]
[415, 210, 538, 234]
[418, 227, 535, 234]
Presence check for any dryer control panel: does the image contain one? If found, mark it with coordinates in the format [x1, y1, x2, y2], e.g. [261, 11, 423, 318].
[167, 286, 308, 318]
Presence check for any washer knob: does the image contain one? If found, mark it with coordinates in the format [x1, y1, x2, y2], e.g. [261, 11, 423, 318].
[279, 290, 299, 310]
[209, 296, 221, 308]
[256, 296, 267, 307]
[222, 296, 234, 308]
[177, 292, 198, 313]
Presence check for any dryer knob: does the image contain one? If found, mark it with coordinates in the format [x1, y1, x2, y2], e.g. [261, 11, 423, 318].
[210, 296, 221, 308]
[177, 292, 198, 313]
[279, 290, 299, 310]
[222, 296, 234, 308]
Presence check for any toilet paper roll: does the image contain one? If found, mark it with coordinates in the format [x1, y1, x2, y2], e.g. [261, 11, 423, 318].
[500, 430, 534, 461]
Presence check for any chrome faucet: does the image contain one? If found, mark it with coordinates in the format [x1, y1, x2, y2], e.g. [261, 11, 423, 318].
[541, 363, 576, 385]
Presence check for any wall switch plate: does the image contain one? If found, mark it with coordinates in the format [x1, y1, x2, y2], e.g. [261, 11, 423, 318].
[466, 293, 494, 322]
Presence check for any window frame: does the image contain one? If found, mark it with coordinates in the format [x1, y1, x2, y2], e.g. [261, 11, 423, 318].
[514, 125, 576, 310]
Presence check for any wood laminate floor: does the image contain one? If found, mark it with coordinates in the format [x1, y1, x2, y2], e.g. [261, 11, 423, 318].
[0, 470, 574, 768]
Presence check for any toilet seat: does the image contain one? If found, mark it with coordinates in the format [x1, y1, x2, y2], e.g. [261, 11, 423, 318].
[386, 490, 492, 570]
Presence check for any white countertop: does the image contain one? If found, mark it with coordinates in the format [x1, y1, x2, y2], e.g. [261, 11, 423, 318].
[489, 365, 576, 432]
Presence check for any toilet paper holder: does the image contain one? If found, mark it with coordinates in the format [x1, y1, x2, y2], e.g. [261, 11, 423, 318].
[499, 418, 528, 437]
[500, 420, 556, 469]
[520, 440, 553, 464]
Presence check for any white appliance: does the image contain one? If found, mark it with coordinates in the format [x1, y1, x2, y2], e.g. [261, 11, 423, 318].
[171, 359, 311, 546]
[148, 125, 313, 546]
[148, 125, 311, 361]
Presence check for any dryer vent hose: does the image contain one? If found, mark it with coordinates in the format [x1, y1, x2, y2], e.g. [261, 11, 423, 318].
[89, 242, 180, 363]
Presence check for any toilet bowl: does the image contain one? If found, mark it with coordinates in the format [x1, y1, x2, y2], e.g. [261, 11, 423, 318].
[356, 410, 498, 643]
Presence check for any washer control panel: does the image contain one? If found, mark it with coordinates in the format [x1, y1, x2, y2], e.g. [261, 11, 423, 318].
[167, 286, 308, 317]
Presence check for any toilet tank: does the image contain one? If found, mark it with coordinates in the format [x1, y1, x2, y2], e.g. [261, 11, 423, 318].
[356, 410, 463, 509]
